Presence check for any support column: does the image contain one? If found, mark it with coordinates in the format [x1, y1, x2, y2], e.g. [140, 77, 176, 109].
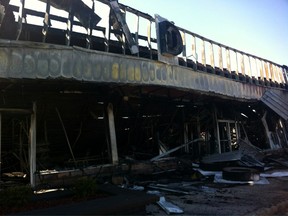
[0, 113, 2, 183]
[107, 103, 118, 164]
[184, 123, 189, 153]
[214, 106, 221, 154]
[29, 102, 37, 188]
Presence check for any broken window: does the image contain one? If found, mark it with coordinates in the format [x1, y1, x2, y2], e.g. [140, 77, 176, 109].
[217, 120, 239, 153]
[1, 113, 31, 174]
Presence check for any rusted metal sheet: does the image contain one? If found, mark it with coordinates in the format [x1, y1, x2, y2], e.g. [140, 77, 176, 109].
[235, 52, 239, 75]
[241, 54, 245, 75]
[201, 39, 206, 67]
[247, 56, 252, 78]
[218, 46, 223, 70]
[264, 61, 270, 80]
[261, 90, 288, 121]
[191, 35, 197, 70]
[0, 41, 284, 101]
[269, 63, 275, 82]
[181, 31, 187, 66]
[226, 48, 231, 73]
[283, 66, 288, 83]
[259, 61, 265, 81]
[250, 57, 256, 78]
[210, 43, 215, 68]
[278, 66, 286, 84]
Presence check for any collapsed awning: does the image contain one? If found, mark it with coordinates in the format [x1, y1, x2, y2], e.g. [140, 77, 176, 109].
[261, 90, 288, 121]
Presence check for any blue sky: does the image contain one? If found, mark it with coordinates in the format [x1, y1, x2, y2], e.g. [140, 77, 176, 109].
[120, 0, 288, 66]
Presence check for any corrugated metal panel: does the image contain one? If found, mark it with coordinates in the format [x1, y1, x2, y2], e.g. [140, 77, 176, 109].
[261, 90, 288, 121]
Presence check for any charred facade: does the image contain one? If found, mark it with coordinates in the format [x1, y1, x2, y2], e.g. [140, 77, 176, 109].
[0, 0, 287, 187]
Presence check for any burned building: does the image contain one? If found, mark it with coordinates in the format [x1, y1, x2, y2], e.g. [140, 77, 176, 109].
[0, 0, 287, 188]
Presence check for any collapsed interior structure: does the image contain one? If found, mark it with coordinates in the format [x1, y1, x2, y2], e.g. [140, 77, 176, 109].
[0, 0, 287, 188]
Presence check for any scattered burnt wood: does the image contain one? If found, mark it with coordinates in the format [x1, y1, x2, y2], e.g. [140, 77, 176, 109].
[34, 157, 190, 188]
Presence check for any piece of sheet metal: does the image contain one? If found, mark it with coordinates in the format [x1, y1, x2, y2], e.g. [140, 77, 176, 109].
[261, 90, 288, 121]
[157, 196, 184, 214]
[201, 150, 242, 164]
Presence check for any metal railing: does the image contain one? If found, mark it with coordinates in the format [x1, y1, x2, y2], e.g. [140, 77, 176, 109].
[178, 26, 288, 86]
[3, 0, 288, 88]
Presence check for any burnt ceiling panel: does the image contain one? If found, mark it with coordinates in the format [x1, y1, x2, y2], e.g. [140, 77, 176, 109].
[261, 90, 288, 121]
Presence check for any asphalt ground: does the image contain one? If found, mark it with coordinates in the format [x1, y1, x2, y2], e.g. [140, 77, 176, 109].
[9, 169, 288, 215]
[13, 184, 158, 215]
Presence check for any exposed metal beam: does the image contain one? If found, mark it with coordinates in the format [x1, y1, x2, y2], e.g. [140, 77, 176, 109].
[109, 0, 138, 54]
[16, 0, 25, 40]
[151, 138, 203, 161]
[42, 0, 51, 42]
[0, 108, 32, 114]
